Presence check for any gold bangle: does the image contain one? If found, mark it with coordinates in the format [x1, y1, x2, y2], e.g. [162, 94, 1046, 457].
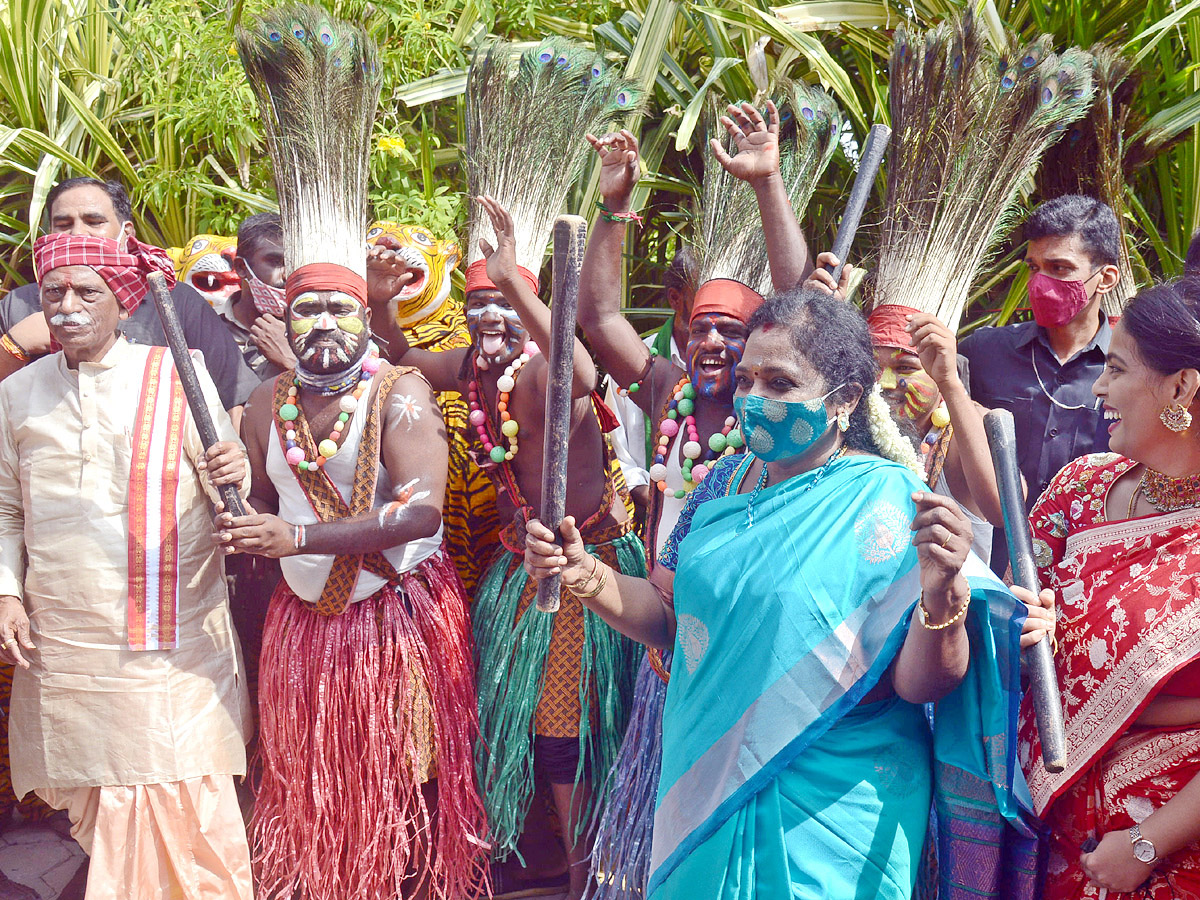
[567, 554, 600, 594]
[919, 594, 970, 630]
[569, 560, 609, 599]
[0, 333, 29, 364]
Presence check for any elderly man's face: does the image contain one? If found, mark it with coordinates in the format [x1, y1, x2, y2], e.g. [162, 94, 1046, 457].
[49, 186, 132, 241]
[39, 266, 127, 360]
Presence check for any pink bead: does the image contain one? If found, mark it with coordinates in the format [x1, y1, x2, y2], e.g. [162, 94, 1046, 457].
[285, 447, 306, 465]
[692, 464, 709, 482]
[362, 355, 382, 374]
[524, 341, 541, 357]
[469, 409, 487, 426]
[660, 418, 679, 438]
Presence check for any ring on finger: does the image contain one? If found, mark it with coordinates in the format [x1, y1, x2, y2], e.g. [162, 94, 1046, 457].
[2, 639, 13, 648]
[939, 529, 951, 549]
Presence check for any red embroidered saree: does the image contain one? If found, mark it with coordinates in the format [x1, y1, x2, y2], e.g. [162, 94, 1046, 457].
[1022, 453, 1200, 899]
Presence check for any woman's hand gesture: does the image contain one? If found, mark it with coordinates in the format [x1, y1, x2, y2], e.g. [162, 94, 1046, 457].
[524, 516, 593, 586]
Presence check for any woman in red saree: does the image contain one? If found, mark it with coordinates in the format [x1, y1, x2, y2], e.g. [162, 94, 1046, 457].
[1020, 277, 1200, 898]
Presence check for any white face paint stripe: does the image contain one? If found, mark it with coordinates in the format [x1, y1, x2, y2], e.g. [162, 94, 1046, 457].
[466, 303, 522, 322]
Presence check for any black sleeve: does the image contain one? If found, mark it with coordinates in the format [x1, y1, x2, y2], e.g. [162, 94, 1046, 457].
[0, 284, 43, 335]
[173, 284, 262, 409]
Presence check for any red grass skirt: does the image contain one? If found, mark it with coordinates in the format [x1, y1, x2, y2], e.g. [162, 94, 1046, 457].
[252, 549, 489, 899]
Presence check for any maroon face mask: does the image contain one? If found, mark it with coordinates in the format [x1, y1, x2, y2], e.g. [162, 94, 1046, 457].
[1027, 271, 1098, 328]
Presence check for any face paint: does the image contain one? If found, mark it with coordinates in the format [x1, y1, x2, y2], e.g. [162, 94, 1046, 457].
[288, 290, 369, 374]
[876, 347, 939, 421]
[733, 383, 844, 462]
[686, 313, 747, 402]
[466, 299, 528, 367]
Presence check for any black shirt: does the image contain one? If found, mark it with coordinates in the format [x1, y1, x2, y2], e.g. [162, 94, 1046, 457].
[0, 281, 260, 409]
[960, 316, 1112, 568]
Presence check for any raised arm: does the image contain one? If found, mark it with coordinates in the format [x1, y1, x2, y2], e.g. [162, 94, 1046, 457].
[477, 195, 595, 399]
[575, 131, 661, 415]
[908, 313, 1004, 526]
[712, 101, 812, 291]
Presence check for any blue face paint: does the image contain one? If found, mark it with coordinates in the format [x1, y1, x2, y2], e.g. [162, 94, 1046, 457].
[733, 384, 843, 462]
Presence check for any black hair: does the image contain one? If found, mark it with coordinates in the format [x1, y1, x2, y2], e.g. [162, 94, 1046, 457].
[663, 245, 699, 294]
[746, 286, 883, 455]
[1025, 195, 1120, 268]
[46, 177, 132, 223]
[1185, 230, 1200, 278]
[1121, 278, 1200, 375]
[236, 212, 283, 260]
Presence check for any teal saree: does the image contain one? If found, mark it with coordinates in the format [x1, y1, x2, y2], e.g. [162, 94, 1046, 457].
[648, 453, 1035, 899]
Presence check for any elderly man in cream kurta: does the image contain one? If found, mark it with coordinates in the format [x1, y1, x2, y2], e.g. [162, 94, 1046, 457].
[0, 232, 252, 900]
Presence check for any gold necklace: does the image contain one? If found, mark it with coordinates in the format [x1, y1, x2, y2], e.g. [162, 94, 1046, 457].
[1140, 465, 1200, 513]
[1127, 470, 1144, 520]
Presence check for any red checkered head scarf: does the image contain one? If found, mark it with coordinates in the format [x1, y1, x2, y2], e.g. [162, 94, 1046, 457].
[33, 232, 177, 311]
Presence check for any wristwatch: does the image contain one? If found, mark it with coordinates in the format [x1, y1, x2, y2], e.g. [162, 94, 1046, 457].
[1129, 824, 1159, 864]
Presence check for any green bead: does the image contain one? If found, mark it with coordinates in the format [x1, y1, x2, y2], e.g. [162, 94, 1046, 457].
[279, 403, 300, 422]
[676, 398, 694, 416]
[667, 409, 678, 420]
[681, 383, 696, 400]
[674, 489, 687, 499]
[726, 428, 744, 449]
[708, 432, 728, 453]
[649, 348, 659, 357]
[489, 445, 508, 464]
[298, 460, 309, 471]
[628, 382, 639, 393]
[338, 411, 350, 422]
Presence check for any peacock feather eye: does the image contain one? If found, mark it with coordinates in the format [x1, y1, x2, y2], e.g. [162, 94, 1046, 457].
[801, 105, 815, 121]
[616, 90, 632, 107]
[1021, 51, 1039, 68]
[291, 22, 306, 40]
[557, 53, 570, 67]
[538, 49, 554, 63]
[952, 53, 962, 70]
[1001, 74, 1016, 90]
[267, 30, 282, 42]
[333, 56, 343, 67]
[319, 25, 335, 46]
[592, 64, 603, 79]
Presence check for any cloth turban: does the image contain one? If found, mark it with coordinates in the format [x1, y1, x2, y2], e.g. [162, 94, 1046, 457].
[690, 278, 764, 324]
[866, 304, 920, 350]
[33, 232, 177, 311]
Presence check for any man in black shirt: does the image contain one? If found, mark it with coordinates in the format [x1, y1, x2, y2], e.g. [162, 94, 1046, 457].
[0, 178, 258, 411]
[960, 195, 1123, 570]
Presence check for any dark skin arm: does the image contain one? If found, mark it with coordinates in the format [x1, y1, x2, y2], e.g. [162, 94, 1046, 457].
[576, 130, 679, 417]
[215, 369, 447, 556]
[476, 195, 596, 399]
[712, 101, 813, 292]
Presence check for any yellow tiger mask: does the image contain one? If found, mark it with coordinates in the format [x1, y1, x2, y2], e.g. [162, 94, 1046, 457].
[170, 234, 240, 317]
[366, 222, 461, 328]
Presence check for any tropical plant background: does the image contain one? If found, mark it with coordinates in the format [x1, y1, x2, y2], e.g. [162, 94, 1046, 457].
[2, 0, 1199, 332]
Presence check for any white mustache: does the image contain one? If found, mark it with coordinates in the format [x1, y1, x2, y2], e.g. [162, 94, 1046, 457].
[50, 312, 92, 327]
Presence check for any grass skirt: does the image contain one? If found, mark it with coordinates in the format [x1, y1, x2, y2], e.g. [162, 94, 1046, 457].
[253, 550, 489, 900]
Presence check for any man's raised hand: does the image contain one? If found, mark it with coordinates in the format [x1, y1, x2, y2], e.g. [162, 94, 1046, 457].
[588, 129, 640, 208]
[711, 100, 781, 186]
[477, 195, 522, 292]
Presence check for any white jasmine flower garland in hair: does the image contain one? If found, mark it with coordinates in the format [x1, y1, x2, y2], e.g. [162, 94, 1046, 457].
[866, 384, 922, 476]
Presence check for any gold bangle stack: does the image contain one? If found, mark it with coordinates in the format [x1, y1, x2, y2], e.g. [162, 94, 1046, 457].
[0, 333, 29, 364]
[567, 555, 609, 599]
[919, 594, 970, 630]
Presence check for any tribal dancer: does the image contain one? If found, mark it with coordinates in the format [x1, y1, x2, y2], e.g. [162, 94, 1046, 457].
[221, 8, 488, 898]
[392, 39, 645, 900]
[575, 84, 839, 898]
[366, 220, 501, 595]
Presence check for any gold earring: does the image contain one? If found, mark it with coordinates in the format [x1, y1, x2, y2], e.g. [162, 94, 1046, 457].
[1161, 402, 1193, 433]
[837, 409, 850, 432]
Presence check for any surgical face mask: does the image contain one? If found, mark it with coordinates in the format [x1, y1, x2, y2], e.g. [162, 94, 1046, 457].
[1027, 270, 1099, 328]
[242, 265, 287, 316]
[733, 384, 843, 462]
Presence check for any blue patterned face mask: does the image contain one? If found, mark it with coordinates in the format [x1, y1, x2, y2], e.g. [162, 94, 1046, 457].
[733, 384, 843, 462]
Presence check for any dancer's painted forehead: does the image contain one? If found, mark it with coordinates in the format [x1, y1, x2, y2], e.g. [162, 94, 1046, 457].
[465, 302, 521, 321]
[290, 291, 361, 313]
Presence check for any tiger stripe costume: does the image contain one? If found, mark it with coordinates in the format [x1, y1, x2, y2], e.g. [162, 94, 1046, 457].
[368, 221, 501, 594]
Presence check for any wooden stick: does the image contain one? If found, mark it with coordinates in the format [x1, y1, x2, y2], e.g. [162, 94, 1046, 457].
[823, 123, 891, 284]
[147, 272, 247, 519]
[984, 408, 1066, 773]
[536, 215, 588, 613]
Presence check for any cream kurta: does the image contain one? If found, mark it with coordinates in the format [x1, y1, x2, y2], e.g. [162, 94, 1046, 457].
[0, 338, 250, 798]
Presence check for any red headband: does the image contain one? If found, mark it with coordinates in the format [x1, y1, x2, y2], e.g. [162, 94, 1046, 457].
[33, 232, 176, 311]
[691, 278, 764, 324]
[464, 259, 540, 297]
[867, 304, 919, 349]
[285, 263, 368, 306]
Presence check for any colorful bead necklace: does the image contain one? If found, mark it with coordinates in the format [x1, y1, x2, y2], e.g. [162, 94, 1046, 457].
[1139, 466, 1200, 512]
[648, 376, 743, 498]
[468, 343, 539, 464]
[279, 350, 383, 471]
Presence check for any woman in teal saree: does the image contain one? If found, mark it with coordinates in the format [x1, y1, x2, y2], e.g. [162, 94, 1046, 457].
[525, 288, 1040, 898]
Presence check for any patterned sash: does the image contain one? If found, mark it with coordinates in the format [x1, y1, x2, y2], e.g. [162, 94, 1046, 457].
[271, 365, 412, 615]
[127, 347, 188, 650]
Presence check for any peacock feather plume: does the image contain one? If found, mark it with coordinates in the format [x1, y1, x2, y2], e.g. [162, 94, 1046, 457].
[464, 38, 641, 279]
[236, 5, 381, 279]
[697, 78, 842, 295]
[1037, 44, 1141, 313]
[872, 13, 1096, 331]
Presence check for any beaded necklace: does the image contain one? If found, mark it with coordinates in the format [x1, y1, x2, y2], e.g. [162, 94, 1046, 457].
[743, 445, 847, 528]
[278, 350, 383, 471]
[648, 375, 743, 498]
[468, 343, 538, 464]
[1138, 466, 1200, 513]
